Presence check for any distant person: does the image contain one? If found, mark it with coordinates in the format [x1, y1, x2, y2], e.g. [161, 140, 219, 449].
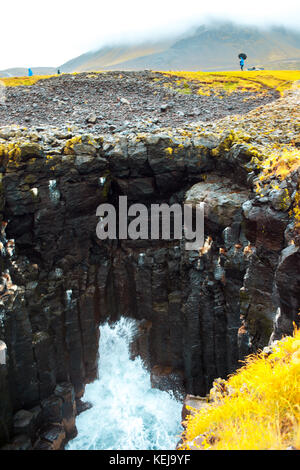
[28, 68, 33, 77]
[57, 69, 61, 75]
[238, 53, 247, 71]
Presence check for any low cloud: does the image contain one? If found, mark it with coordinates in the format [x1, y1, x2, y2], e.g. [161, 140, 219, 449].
[1, 0, 300, 69]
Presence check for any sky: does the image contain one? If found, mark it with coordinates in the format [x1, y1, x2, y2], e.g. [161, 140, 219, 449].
[1, 0, 300, 69]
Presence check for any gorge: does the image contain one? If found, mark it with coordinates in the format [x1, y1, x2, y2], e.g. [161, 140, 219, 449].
[66, 318, 182, 450]
[0, 73, 299, 450]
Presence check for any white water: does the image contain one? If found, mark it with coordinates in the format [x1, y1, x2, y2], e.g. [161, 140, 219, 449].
[48, 179, 60, 204]
[67, 317, 183, 450]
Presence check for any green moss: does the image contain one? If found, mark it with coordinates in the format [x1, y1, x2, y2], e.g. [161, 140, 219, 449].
[177, 87, 192, 95]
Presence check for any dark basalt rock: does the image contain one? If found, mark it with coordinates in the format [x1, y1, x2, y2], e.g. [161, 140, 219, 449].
[272, 244, 300, 341]
[0, 126, 298, 449]
[54, 383, 77, 438]
[150, 365, 185, 400]
[13, 409, 35, 437]
[34, 424, 66, 450]
[75, 399, 92, 415]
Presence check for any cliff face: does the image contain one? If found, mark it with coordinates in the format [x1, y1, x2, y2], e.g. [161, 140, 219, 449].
[0, 115, 299, 448]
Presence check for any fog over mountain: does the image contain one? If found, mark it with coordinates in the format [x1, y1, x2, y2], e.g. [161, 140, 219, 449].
[2, 22, 300, 77]
[58, 23, 300, 73]
[1, 0, 300, 70]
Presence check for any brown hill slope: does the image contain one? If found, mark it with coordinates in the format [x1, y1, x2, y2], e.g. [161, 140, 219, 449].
[60, 23, 300, 72]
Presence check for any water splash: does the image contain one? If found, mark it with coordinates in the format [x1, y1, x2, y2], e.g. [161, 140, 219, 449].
[65, 289, 73, 307]
[67, 317, 182, 450]
[48, 179, 60, 204]
[138, 253, 145, 266]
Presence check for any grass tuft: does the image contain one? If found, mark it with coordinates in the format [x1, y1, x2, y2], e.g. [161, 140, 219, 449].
[181, 326, 300, 450]
[163, 70, 300, 96]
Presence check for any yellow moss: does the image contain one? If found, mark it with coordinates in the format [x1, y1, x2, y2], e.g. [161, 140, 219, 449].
[181, 326, 300, 450]
[255, 147, 300, 187]
[63, 136, 82, 155]
[164, 147, 173, 156]
[135, 133, 149, 143]
[162, 71, 300, 97]
[211, 130, 254, 157]
[0, 142, 21, 166]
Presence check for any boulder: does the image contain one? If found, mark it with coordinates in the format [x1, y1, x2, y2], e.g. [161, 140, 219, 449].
[185, 176, 249, 228]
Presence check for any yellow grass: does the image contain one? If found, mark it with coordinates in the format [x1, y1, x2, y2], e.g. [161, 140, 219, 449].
[256, 147, 300, 183]
[162, 70, 300, 96]
[254, 147, 300, 228]
[181, 326, 300, 450]
[3, 70, 300, 95]
[0, 75, 56, 87]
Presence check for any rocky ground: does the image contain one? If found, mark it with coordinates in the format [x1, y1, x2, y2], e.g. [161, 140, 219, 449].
[0, 71, 279, 133]
[203, 85, 300, 148]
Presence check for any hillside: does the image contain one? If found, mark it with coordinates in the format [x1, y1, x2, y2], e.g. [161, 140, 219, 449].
[60, 23, 300, 72]
[60, 41, 174, 73]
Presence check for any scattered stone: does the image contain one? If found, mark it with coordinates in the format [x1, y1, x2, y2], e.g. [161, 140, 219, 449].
[86, 113, 97, 124]
[118, 97, 130, 105]
[160, 104, 169, 112]
[0, 71, 280, 132]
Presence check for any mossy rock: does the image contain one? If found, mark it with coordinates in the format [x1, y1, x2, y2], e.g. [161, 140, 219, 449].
[19, 143, 43, 160]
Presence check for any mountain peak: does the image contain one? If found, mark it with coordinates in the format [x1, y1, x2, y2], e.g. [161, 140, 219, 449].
[60, 23, 300, 72]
